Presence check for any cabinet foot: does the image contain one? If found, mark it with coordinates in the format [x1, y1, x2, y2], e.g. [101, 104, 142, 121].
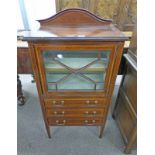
[124, 127, 137, 154]
[112, 112, 116, 119]
[99, 125, 105, 138]
[46, 125, 51, 138]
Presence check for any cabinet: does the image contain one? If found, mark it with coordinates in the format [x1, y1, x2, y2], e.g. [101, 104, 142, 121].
[20, 9, 127, 138]
[113, 23, 137, 153]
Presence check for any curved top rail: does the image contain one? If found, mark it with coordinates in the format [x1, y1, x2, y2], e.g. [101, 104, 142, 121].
[37, 8, 112, 28]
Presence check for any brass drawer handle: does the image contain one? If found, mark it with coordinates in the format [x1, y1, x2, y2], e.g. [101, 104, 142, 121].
[94, 100, 98, 104]
[85, 111, 97, 116]
[52, 101, 56, 104]
[56, 120, 66, 125]
[52, 100, 64, 106]
[93, 111, 97, 114]
[85, 111, 89, 114]
[85, 120, 96, 125]
[61, 100, 64, 104]
[86, 100, 98, 106]
[86, 100, 90, 104]
[54, 111, 65, 116]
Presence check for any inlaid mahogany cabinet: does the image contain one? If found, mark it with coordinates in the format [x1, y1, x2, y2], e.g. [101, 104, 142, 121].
[20, 9, 127, 138]
[113, 23, 137, 153]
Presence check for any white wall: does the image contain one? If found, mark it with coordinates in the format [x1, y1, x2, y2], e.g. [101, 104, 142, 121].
[17, 1, 24, 30]
[17, 0, 56, 30]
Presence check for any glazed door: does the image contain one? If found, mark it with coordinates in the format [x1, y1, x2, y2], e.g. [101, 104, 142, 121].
[34, 42, 116, 96]
[43, 50, 110, 91]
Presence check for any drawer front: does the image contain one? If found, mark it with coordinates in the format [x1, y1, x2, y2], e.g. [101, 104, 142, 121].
[46, 108, 105, 117]
[47, 117, 103, 126]
[44, 98, 107, 108]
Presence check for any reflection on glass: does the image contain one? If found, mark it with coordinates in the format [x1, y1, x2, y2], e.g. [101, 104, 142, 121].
[43, 50, 110, 91]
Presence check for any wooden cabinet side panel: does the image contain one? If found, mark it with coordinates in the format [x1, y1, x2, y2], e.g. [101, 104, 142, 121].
[113, 46, 137, 153]
[115, 91, 136, 142]
[28, 43, 51, 136]
[122, 64, 137, 112]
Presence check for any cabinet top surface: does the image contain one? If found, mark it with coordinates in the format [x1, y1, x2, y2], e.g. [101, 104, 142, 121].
[18, 8, 128, 42]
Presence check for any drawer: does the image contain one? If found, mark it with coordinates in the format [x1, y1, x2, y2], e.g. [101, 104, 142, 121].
[44, 98, 107, 108]
[46, 108, 105, 117]
[47, 117, 103, 126]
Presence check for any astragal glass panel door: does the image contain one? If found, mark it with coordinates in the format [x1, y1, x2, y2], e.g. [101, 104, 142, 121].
[42, 50, 111, 91]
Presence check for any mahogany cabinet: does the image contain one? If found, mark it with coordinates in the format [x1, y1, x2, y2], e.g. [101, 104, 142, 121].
[19, 9, 127, 138]
[113, 24, 137, 153]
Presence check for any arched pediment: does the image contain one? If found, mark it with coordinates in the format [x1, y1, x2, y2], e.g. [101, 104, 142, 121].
[37, 8, 112, 28]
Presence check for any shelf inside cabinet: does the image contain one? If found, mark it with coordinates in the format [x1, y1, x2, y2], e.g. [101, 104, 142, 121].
[46, 72, 104, 90]
[44, 58, 107, 73]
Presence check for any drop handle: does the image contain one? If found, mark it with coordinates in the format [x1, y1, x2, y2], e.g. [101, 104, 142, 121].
[52, 100, 64, 106]
[94, 100, 98, 104]
[86, 100, 98, 106]
[54, 111, 65, 116]
[52, 101, 56, 104]
[93, 111, 97, 115]
[85, 111, 97, 116]
[85, 120, 96, 125]
[56, 120, 66, 125]
[61, 101, 64, 104]
[86, 100, 90, 104]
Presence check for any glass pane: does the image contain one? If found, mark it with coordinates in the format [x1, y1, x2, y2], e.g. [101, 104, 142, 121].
[42, 50, 111, 91]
